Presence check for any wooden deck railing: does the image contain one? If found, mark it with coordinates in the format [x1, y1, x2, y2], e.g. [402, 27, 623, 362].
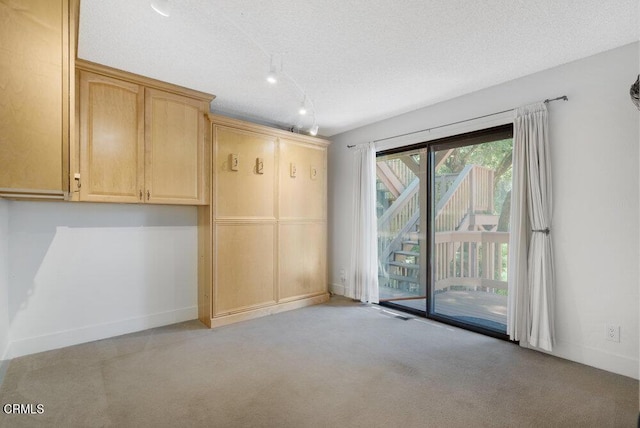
[434, 173, 457, 202]
[377, 178, 419, 263]
[434, 231, 508, 291]
[434, 165, 494, 232]
[386, 157, 416, 188]
[377, 160, 504, 293]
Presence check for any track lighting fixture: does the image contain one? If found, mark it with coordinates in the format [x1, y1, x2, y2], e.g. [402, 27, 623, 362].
[264, 55, 318, 131]
[149, 1, 320, 135]
[266, 55, 278, 84]
[150, 0, 170, 17]
[298, 96, 307, 116]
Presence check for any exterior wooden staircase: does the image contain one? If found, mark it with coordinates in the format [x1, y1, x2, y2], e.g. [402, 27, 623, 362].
[378, 156, 506, 295]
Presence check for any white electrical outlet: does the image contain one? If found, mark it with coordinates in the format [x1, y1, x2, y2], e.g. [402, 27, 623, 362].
[605, 324, 620, 342]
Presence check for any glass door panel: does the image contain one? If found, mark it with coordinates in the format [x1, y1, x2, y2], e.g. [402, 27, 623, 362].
[376, 150, 426, 314]
[430, 136, 512, 333]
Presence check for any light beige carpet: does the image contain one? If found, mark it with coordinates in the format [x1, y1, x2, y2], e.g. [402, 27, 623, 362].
[0, 296, 637, 427]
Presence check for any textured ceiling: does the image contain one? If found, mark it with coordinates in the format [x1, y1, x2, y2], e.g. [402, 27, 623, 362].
[78, 0, 638, 137]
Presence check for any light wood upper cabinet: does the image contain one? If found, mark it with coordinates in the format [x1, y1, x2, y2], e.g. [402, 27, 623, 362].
[79, 71, 144, 203]
[0, 0, 76, 198]
[145, 88, 207, 204]
[75, 61, 214, 205]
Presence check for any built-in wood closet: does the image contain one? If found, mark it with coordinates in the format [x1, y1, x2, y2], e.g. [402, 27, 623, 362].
[0, 0, 330, 328]
[198, 116, 329, 328]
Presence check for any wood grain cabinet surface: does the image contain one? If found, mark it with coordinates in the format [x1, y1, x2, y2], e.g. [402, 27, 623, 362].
[75, 61, 213, 205]
[145, 88, 207, 204]
[199, 115, 330, 328]
[279, 139, 327, 220]
[78, 71, 144, 203]
[213, 125, 277, 219]
[0, 0, 75, 198]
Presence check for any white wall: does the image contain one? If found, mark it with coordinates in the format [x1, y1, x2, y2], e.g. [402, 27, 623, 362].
[329, 42, 640, 379]
[5, 201, 198, 358]
[0, 199, 10, 381]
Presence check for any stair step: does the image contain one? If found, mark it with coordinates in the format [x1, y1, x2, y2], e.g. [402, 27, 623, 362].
[408, 232, 420, 241]
[388, 261, 419, 269]
[402, 240, 419, 246]
[388, 274, 420, 284]
[395, 250, 419, 257]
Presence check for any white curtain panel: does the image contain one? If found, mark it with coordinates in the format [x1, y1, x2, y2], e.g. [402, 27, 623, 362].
[347, 142, 379, 304]
[507, 130, 530, 345]
[508, 102, 555, 351]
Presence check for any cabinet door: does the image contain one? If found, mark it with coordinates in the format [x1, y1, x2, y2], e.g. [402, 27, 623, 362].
[0, 0, 70, 196]
[279, 140, 327, 220]
[214, 223, 276, 315]
[78, 72, 144, 203]
[214, 126, 276, 220]
[145, 88, 207, 205]
[279, 222, 327, 301]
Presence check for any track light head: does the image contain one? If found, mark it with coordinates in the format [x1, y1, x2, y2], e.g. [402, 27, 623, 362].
[298, 96, 307, 115]
[266, 55, 278, 84]
[266, 70, 277, 84]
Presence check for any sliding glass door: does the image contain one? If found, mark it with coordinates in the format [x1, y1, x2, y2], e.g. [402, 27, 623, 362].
[376, 149, 426, 314]
[377, 125, 513, 337]
[428, 126, 512, 334]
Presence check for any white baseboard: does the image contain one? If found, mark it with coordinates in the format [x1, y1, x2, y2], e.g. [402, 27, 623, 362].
[8, 306, 198, 359]
[5, 303, 636, 381]
[551, 340, 639, 380]
[330, 282, 346, 296]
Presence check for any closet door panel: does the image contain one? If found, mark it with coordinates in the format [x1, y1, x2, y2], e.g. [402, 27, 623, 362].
[279, 222, 327, 300]
[214, 223, 276, 315]
[279, 140, 326, 220]
[214, 126, 276, 219]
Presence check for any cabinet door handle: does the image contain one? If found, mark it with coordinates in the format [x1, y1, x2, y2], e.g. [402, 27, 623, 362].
[139, 190, 143, 200]
[147, 190, 150, 200]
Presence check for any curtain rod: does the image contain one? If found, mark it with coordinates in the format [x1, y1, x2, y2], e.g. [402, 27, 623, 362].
[347, 95, 568, 148]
